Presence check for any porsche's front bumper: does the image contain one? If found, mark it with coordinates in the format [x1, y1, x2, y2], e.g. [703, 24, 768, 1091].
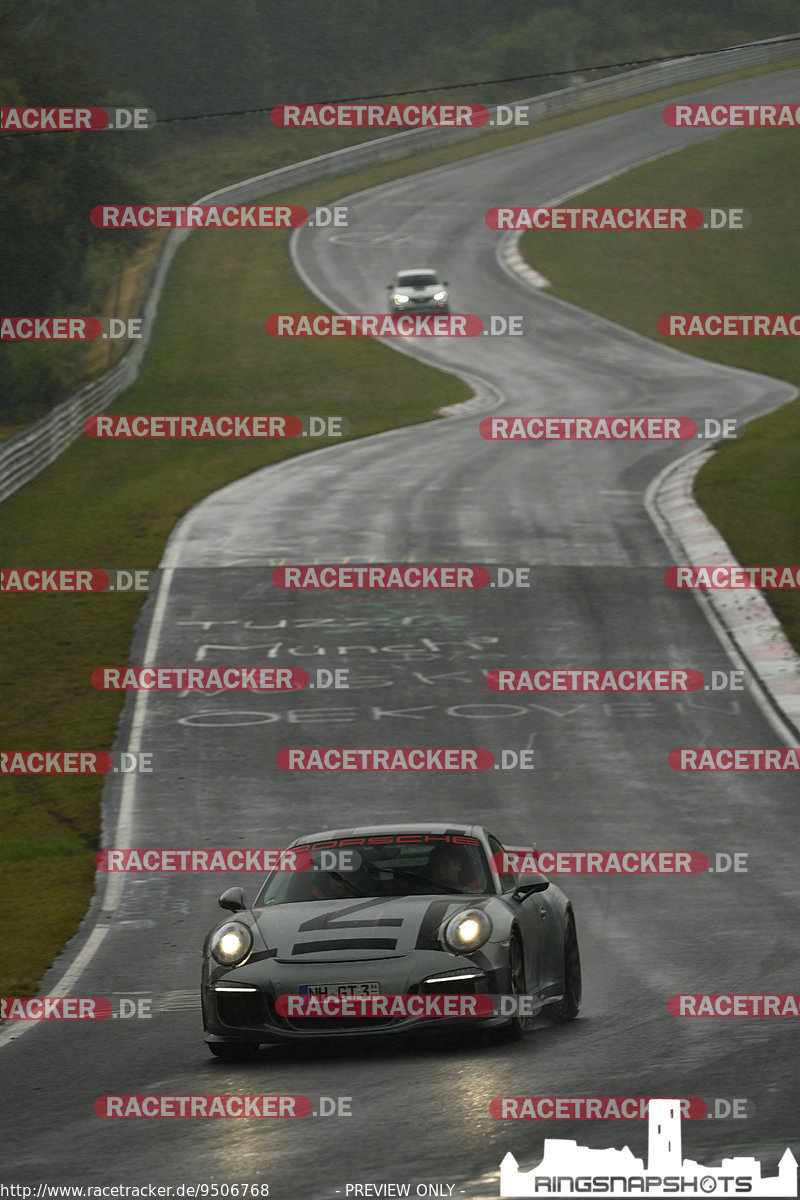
[202, 947, 511, 1045]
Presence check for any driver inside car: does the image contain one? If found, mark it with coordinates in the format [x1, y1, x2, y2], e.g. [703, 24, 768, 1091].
[426, 844, 486, 893]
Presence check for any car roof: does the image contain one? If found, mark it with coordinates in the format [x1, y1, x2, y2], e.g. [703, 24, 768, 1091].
[395, 268, 439, 276]
[289, 821, 485, 846]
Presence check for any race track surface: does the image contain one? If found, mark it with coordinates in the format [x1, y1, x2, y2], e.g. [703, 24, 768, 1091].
[3, 69, 800, 1197]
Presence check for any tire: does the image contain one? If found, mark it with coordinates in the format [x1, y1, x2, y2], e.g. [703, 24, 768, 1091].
[501, 931, 534, 1041]
[207, 1041, 260, 1061]
[549, 914, 581, 1023]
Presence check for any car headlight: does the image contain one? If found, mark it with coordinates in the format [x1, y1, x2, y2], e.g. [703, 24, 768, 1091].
[443, 909, 492, 954]
[211, 921, 253, 966]
[433, 290, 448, 301]
[393, 292, 410, 304]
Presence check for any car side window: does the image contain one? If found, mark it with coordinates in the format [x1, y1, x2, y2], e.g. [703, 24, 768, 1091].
[487, 834, 517, 892]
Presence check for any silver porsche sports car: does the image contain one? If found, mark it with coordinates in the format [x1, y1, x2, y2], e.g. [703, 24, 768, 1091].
[201, 822, 581, 1060]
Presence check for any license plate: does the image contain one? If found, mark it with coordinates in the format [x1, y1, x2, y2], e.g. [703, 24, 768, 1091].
[300, 982, 381, 996]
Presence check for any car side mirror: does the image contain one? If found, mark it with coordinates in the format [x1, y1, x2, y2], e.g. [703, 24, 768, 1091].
[513, 874, 549, 902]
[218, 886, 246, 912]
[443, 280, 449, 285]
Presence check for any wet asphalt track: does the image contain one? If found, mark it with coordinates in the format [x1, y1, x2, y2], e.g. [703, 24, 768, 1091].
[3, 68, 800, 1197]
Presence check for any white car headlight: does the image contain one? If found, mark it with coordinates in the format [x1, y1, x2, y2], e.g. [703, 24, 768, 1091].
[211, 921, 253, 966]
[393, 292, 410, 304]
[443, 909, 492, 954]
[433, 290, 448, 301]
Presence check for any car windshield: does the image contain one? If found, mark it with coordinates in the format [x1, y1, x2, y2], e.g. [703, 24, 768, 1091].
[256, 837, 491, 905]
[395, 273, 439, 287]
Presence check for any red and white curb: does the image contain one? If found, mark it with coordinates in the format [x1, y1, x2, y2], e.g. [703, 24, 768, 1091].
[498, 231, 551, 291]
[647, 447, 800, 744]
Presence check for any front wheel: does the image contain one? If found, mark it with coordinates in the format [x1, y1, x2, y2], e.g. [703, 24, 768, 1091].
[548, 914, 581, 1023]
[207, 1041, 260, 1061]
[502, 932, 535, 1041]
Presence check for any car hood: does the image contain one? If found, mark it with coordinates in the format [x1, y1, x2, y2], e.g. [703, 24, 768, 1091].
[255, 895, 477, 963]
[402, 283, 440, 298]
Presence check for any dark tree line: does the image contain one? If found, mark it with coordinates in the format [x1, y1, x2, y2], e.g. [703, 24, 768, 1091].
[1, 0, 143, 422]
[69, 0, 799, 118]
[1, 0, 797, 424]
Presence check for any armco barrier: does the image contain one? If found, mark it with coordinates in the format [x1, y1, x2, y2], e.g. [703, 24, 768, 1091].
[1, 32, 798, 503]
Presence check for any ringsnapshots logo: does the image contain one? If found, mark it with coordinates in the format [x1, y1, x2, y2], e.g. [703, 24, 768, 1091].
[499, 1098, 797, 1196]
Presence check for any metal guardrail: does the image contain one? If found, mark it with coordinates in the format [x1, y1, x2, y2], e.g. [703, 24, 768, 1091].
[2, 32, 798, 503]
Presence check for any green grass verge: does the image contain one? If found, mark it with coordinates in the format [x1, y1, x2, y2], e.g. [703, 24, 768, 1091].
[517, 124, 800, 652]
[2, 56, 799, 996]
[0, 178, 468, 996]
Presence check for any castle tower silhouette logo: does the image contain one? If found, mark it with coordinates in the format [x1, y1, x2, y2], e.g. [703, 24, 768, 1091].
[499, 1098, 797, 1197]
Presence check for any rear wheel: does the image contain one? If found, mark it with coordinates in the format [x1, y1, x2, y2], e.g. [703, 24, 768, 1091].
[549, 914, 581, 1023]
[207, 1041, 260, 1061]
